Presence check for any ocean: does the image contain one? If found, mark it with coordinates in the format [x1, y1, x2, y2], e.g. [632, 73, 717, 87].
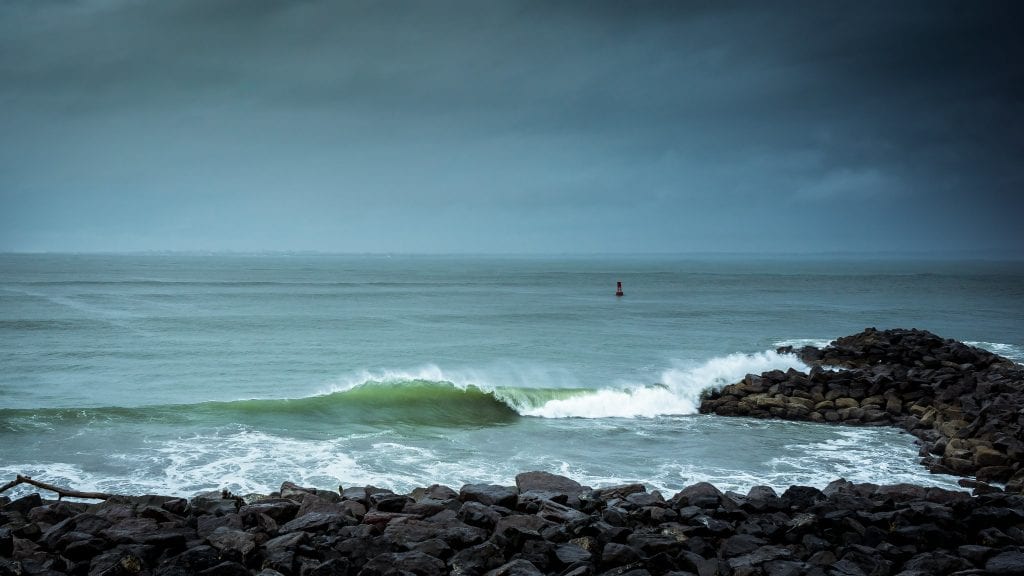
[1, 254, 1022, 499]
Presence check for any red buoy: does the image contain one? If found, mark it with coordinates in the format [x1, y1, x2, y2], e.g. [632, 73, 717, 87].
[616, 281, 624, 297]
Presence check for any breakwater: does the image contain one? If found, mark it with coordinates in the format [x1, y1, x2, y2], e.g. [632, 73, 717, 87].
[3, 471, 1024, 576]
[701, 328, 1024, 492]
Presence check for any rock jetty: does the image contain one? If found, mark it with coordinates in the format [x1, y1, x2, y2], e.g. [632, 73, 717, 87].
[700, 328, 1024, 492]
[4, 471, 1024, 576]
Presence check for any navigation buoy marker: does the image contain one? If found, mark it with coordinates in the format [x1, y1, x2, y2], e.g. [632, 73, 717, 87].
[616, 281, 624, 297]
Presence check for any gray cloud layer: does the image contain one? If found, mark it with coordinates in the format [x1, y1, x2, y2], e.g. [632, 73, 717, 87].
[2, 1, 1022, 254]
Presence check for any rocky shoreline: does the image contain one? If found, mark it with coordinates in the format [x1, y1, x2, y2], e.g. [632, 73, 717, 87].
[2, 328, 1023, 575]
[3, 471, 1023, 576]
[701, 328, 1024, 493]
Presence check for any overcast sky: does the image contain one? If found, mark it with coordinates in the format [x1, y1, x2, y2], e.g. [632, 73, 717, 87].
[1, 1, 1021, 255]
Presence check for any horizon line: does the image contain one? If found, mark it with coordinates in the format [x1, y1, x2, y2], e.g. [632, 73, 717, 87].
[1, 249, 1022, 261]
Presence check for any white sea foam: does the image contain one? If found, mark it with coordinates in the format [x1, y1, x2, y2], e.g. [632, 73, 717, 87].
[966, 341, 1024, 363]
[315, 350, 807, 419]
[524, 350, 807, 418]
[320, 363, 582, 396]
[773, 338, 834, 349]
[0, 417, 966, 499]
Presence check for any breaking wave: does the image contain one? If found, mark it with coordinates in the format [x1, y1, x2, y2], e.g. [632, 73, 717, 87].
[0, 350, 808, 433]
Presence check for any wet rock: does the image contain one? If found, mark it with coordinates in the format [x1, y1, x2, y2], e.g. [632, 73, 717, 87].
[493, 514, 555, 545]
[205, 526, 256, 563]
[154, 544, 222, 576]
[720, 534, 766, 557]
[555, 542, 592, 565]
[515, 471, 584, 502]
[0, 528, 11, 557]
[0, 559, 21, 576]
[196, 513, 242, 539]
[279, 512, 354, 534]
[88, 549, 144, 576]
[484, 558, 544, 576]
[197, 560, 250, 576]
[702, 328, 1024, 495]
[590, 484, 647, 501]
[259, 544, 298, 575]
[241, 498, 300, 524]
[409, 537, 452, 561]
[368, 491, 411, 513]
[448, 541, 507, 576]
[601, 542, 642, 567]
[458, 501, 502, 530]
[411, 484, 459, 503]
[727, 546, 792, 571]
[986, 550, 1024, 575]
[279, 482, 319, 502]
[669, 483, 722, 509]
[189, 492, 239, 517]
[3, 494, 42, 517]
[360, 550, 446, 576]
[460, 484, 518, 509]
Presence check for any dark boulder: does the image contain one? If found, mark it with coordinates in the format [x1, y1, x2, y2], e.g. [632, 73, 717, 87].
[669, 483, 722, 509]
[205, 526, 256, 563]
[460, 485, 518, 509]
[986, 551, 1024, 575]
[483, 558, 544, 576]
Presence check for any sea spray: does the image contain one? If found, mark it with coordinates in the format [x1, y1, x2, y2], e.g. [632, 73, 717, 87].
[524, 349, 807, 418]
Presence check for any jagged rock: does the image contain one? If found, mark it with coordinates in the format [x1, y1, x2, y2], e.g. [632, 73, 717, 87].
[448, 541, 506, 576]
[196, 513, 241, 539]
[493, 514, 555, 544]
[279, 511, 354, 533]
[240, 498, 300, 524]
[515, 471, 584, 500]
[701, 328, 1024, 494]
[460, 484, 518, 509]
[669, 483, 722, 509]
[484, 559, 544, 576]
[154, 544, 221, 576]
[720, 534, 767, 557]
[368, 491, 411, 513]
[360, 551, 446, 576]
[310, 558, 354, 576]
[410, 484, 459, 502]
[986, 550, 1024, 575]
[590, 484, 647, 501]
[88, 549, 144, 576]
[601, 542, 642, 567]
[458, 501, 502, 530]
[189, 492, 239, 517]
[409, 537, 452, 561]
[197, 560, 249, 576]
[727, 546, 792, 571]
[554, 543, 592, 565]
[205, 526, 256, 562]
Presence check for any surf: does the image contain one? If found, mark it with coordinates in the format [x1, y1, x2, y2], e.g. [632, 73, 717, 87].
[0, 349, 812, 434]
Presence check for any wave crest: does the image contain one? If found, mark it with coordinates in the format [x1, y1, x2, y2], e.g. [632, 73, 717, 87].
[525, 350, 807, 418]
[0, 350, 809, 430]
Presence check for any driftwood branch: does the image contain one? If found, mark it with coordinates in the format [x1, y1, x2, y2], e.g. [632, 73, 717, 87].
[0, 474, 113, 501]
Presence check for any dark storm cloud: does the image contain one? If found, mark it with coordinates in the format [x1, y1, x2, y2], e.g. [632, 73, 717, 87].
[1, 1, 1021, 253]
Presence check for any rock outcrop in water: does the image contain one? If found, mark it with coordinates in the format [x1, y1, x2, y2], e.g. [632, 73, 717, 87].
[3, 472, 1024, 576]
[700, 328, 1024, 492]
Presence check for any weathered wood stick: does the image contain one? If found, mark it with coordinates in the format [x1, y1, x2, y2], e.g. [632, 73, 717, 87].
[0, 474, 113, 501]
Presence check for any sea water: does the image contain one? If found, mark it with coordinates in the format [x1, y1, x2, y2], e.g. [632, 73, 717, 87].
[1, 254, 1022, 498]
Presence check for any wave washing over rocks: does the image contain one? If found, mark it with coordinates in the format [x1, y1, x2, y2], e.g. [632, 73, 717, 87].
[2, 329, 1024, 576]
[703, 327, 1024, 492]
